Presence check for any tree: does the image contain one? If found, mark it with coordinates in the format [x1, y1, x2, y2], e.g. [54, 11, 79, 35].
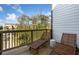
[36, 15, 49, 29]
[17, 15, 31, 25]
[16, 15, 32, 45]
[32, 16, 38, 25]
[0, 26, 3, 30]
[17, 15, 31, 30]
[40, 15, 49, 28]
[31, 15, 50, 29]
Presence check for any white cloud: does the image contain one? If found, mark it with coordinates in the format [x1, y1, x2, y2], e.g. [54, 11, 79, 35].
[0, 19, 5, 25]
[5, 13, 18, 24]
[0, 6, 3, 12]
[17, 8, 24, 14]
[11, 4, 24, 14]
[0, 19, 5, 22]
[5, 20, 18, 24]
[45, 12, 51, 16]
[6, 13, 17, 20]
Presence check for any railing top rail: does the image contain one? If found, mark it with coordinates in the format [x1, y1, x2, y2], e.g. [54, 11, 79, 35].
[0, 29, 51, 33]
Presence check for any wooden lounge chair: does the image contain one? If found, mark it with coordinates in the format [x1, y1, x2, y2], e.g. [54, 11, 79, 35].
[29, 31, 51, 54]
[52, 33, 77, 55]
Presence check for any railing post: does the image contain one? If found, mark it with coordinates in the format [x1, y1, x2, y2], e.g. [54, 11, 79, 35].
[46, 29, 47, 35]
[31, 30, 33, 43]
[0, 33, 3, 55]
[51, 10, 53, 39]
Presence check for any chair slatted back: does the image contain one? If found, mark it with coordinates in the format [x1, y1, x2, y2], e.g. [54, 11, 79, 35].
[61, 33, 76, 47]
[40, 31, 47, 40]
[41, 31, 51, 40]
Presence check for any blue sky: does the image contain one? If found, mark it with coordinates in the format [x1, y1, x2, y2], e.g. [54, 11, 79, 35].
[0, 4, 52, 25]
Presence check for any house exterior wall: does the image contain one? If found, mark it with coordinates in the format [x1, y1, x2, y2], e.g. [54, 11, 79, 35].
[53, 4, 79, 48]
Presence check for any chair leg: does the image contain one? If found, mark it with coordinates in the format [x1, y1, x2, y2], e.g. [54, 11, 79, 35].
[29, 47, 39, 55]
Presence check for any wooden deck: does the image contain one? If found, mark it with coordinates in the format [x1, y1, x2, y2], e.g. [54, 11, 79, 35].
[2, 45, 52, 55]
[2, 44, 79, 55]
[2, 45, 31, 55]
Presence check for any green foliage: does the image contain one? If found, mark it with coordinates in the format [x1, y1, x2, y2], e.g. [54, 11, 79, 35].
[17, 14, 50, 30]
[17, 15, 31, 25]
[19, 32, 31, 45]
[31, 15, 50, 29]
[15, 14, 51, 45]
[0, 26, 3, 30]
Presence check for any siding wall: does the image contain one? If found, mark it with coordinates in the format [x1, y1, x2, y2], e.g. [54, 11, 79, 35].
[53, 4, 79, 48]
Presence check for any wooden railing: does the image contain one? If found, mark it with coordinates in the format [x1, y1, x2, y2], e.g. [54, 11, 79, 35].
[0, 29, 51, 54]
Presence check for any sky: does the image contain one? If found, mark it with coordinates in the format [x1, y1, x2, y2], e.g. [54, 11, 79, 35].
[0, 4, 52, 25]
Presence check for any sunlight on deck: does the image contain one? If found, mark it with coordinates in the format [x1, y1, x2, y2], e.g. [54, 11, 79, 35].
[2, 45, 31, 55]
[2, 45, 52, 55]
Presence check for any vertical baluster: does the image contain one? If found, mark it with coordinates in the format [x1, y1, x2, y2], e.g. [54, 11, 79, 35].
[11, 33, 13, 48]
[10, 32, 11, 48]
[25, 32, 27, 44]
[21, 32, 23, 45]
[2, 33, 3, 52]
[19, 32, 20, 46]
[0, 33, 3, 55]
[18, 32, 20, 46]
[21, 32, 23, 46]
[25, 32, 26, 45]
[23, 32, 25, 45]
[13, 32, 14, 47]
[15, 32, 16, 47]
[38, 30, 39, 39]
[37, 30, 38, 40]
[24, 32, 26, 45]
[8, 33, 10, 49]
[6, 33, 8, 49]
[24, 32, 27, 45]
[13, 32, 15, 47]
[27, 32, 29, 44]
[14, 32, 16, 47]
[46, 29, 47, 35]
[2, 33, 5, 50]
[15, 32, 17, 47]
[17, 32, 18, 47]
[5, 33, 7, 50]
[7, 33, 9, 49]
[30, 31, 31, 44]
[42, 30, 43, 38]
[31, 30, 33, 43]
[35, 31, 37, 41]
